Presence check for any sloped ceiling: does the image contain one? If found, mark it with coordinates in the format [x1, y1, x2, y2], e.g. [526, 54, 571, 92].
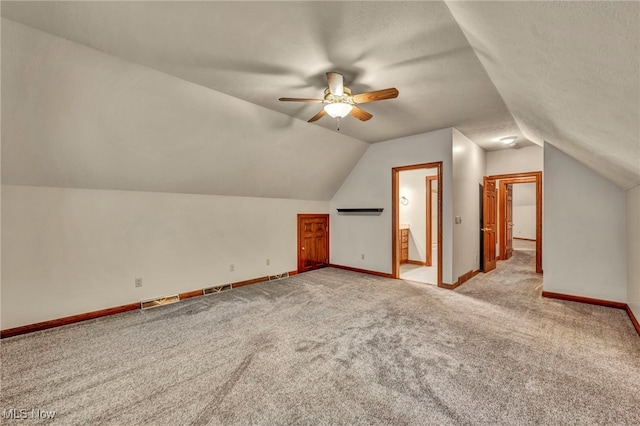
[1, 1, 526, 149]
[1, 1, 638, 194]
[446, 1, 640, 189]
[1, 19, 367, 200]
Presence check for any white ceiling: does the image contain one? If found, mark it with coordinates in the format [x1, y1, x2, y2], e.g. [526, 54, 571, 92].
[0, 1, 528, 150]
[446, 1, 640, 189]
[1, 1, 638, 190]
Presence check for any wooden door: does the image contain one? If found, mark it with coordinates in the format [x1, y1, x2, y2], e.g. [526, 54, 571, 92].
[297, 214, 329, 273]
[482, 178, 498, 272]
[504, 184, 513, 260]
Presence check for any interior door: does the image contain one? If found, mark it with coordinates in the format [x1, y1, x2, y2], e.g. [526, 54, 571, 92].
[482, 178, 498, 272]
[505, 184, 513, 260]
[297, 214, 329, 273]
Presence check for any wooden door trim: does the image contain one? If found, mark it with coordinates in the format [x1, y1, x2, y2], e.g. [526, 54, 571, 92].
[486, 172, 539, 180]
[392, 162, 442, 287]
[498, 178, 533, 260]
[500, 182, 513, 260]
[297, 214, 330, 273]
[487, 171, 542, 274]
[425, 176, 438, 267]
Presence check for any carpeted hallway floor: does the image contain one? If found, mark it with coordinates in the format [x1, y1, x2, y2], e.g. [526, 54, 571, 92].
[1, 251, 639, 425]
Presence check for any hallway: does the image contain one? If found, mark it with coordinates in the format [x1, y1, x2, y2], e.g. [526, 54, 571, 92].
[459, 246, 539, 301]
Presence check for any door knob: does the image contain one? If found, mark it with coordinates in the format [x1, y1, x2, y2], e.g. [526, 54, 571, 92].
[302, 247, 305, 250]
[481, 227, 492, 231]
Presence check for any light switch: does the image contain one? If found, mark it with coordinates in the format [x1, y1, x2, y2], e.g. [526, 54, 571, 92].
[455, 216, 462, 224]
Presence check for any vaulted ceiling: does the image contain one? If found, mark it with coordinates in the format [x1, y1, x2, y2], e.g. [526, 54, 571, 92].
[447, 1, 639, 189]
[2, 1, 638, 196]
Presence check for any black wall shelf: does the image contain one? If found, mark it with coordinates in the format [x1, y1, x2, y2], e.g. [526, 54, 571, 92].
[337, 208, 384, 215]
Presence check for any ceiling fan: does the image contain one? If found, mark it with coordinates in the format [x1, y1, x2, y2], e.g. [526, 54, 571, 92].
[279, 72, 399, 129]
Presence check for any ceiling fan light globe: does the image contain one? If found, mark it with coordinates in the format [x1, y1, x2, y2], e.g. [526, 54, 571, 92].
[324, 102, 353, 118]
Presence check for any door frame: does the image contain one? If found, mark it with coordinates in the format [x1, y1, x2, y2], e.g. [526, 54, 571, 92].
[392, 162, 443, 287]
[487, 171, 542, 274]
[503, 182, 515, 260]
[297, 214, 330, 273]
[425, 175, 438, 267]
[499, 177, 536, 261]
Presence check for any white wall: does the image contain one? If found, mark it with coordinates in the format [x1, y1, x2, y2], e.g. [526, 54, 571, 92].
[487, 145, 543, 176]
[513, 207, 536, 240]
[543, 143, 627, 301]
[1, 185, 328, 329]
[512, 183, 536, 239]
[627, 184, 640, 320]
[399, 169, 437, 262]
[330, 128, 454, 282]
[452, 129, 486, 279]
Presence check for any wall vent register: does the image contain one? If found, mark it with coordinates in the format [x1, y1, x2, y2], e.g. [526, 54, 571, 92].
[141, 295, 180, 310]
[204, 284, 232, 295]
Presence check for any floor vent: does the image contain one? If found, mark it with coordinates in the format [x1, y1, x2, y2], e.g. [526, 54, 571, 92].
[141, 295, 180, 310]
[204, 284, 232, 295]
[269, 272, 290, 281]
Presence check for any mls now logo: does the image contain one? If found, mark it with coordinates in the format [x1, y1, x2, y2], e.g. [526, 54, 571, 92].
[2, 408, 56, 420]
[31, 409, 57, 419]
[2, 409, 28, 419]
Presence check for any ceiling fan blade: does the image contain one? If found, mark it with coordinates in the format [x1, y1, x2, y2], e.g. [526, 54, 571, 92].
[326, 72, 344, 96]
[352, 88, 399, 104]
[350, 106, 373, 121]
[279, 97, 324, 103]
[308, 109, 327, 122]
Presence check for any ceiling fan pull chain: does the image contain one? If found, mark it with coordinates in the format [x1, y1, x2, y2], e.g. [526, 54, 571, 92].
[337, 117, 341, 131]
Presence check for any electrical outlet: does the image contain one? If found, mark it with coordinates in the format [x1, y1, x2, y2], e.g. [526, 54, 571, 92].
[266, 258, 270, 266]
[361, 254, 365, 260]
[135, 278, 143, 288]
[229, 264, 235, 272]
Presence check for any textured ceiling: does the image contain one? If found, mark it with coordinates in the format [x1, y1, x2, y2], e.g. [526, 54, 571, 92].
[1, 19, 368, 200]
[446, 1, 640, 189]
[0, 1, 527, 151]
[2, 1, 638, 190]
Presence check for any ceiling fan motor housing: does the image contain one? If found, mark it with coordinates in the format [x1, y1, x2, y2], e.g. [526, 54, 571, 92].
[324, 87, 353, 105]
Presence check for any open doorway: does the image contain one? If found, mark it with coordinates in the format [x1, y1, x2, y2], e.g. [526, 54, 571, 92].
[392, 162, 443, 286]
[483, 171, 542, 273]
[502, 181, 537, 258]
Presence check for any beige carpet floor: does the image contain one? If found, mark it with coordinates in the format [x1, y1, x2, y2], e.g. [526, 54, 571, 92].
[1, 250, 638, 425]
[513, 238, 535, 251]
